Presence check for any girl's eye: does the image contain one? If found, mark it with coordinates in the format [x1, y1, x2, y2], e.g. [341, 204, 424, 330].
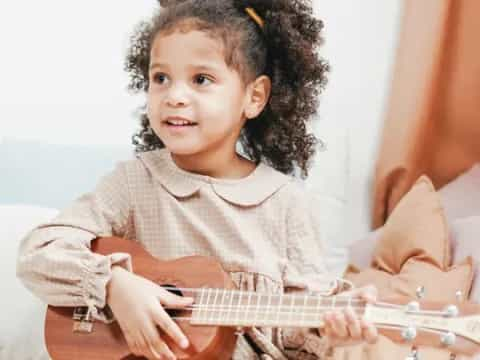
[194, 74, 213, 86]
[152, 73, 168, 84]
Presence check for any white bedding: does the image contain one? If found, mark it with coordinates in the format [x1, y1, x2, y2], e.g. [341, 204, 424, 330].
[1, 205, 58, 360]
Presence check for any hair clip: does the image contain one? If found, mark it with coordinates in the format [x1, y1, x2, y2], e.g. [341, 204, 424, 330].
[245, 7, 264, 28]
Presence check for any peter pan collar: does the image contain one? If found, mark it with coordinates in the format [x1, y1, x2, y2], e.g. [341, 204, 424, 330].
[137, 149, 292, 206]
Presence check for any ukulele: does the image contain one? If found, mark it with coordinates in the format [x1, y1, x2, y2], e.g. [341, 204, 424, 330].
[45, 236, 480, 359]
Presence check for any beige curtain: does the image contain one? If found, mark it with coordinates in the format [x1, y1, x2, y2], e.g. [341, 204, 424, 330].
[372, 0, 480, 229]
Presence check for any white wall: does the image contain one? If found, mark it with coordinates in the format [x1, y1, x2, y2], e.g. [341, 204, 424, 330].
[311, 0, 403, 245]
[0, 1, 156, 145]
[0, 0, 403, 240]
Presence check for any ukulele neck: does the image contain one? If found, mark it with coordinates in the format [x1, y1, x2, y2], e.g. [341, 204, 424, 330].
[189, 288, 364, 328]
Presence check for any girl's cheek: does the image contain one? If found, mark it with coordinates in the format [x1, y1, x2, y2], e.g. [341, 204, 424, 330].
[147, 95, 162, 114]
[146, 102, 158, 121]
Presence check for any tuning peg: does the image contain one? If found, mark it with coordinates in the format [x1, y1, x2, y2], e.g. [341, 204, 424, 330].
[416, 286, 425, 299]
[401, 326, 417, 341]
[405, 348, 419, 360]
[440, 331, 456, 346]
[443, 305, 459, 318]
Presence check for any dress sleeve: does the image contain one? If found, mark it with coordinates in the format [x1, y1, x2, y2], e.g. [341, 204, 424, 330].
[16, 162, 133, 318]
[279, 185, 335, 359]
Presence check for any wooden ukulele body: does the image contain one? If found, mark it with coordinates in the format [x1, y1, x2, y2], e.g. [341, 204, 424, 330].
[45, 237, 238, 360]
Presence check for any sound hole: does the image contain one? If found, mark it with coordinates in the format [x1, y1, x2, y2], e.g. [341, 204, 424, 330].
[161, 284, 183, 297]
[161, 284, 185, 317]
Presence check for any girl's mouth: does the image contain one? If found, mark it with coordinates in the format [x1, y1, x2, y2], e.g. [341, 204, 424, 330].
[165, 120, 198, 126]
[164, 117, 198, 127]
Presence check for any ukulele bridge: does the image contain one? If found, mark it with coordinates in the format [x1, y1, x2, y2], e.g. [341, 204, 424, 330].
[72, 306, 94, 333]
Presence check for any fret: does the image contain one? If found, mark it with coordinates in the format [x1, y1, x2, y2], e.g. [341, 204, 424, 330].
[235, 290, 243, 325]
[302, 294, 308, 327]
[191, 288, 203, 323]
[274, 293, 282, 326]
[201, 288, 209, 324]
[210, 288, 220, 325]
[316, 295, 323, 326]
[244, 291, 253, 326]
[255, 292, 262, 325]
[331, 295, 336, 310]
[289, 294, 296, 327]
[306, 294, 320, 326]
[219, 289, 227, 325]
[265, 293, 272, 326]
[227, 289, 235, 325]
[203, 288, 210, 323]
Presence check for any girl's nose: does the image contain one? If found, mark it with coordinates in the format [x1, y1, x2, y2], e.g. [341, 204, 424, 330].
[165, 83, 189, 107]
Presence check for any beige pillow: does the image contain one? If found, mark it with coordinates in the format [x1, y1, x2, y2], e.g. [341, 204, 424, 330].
[346, 176, 473, 301]
[372, 176, 449, 274]
[339, 176, 474, 360]
[348, 164, 480, 273]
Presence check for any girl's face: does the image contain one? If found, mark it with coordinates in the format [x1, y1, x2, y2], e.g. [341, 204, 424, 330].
[147, 30, 251, 157]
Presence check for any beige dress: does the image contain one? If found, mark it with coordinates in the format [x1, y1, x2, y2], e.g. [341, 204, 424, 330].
[17, 148, 334, 359]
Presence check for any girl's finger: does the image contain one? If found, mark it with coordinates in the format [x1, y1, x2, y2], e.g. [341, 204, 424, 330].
[131, 334, 148, 357]
[360, 318, 378, 344]
[322, 313, 336, 342]
[159, 289, 195, 309]
[322, 323, 334, 342]
[121, 326, 142, 356]
[152, 305, 190, 349]
[143, 320, 176, 360]
[319, 311, 332, 336]
[329, 312, 349, 339]
[344, 308, 362, 340]
[148, 340, 175, 360]
[359, 285, 378, 302]
[125, 336, 140, 356]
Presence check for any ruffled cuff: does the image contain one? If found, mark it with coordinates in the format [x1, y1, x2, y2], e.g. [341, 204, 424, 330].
[81, 252, 132, 323]
[281, 327, 333, 359]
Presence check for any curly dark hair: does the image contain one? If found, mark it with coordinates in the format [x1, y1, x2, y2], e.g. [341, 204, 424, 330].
[126, 0, 329, 177]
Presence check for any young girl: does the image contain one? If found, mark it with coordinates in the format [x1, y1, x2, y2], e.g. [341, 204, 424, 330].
[17, 0, 377, 359]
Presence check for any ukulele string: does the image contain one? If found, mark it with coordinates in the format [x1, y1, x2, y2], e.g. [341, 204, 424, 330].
[163, 304, 366, 311]
[164, 309, 363, 322]
[166, 315, 341, 322]
[160, 286, 368, 315]
[162, 304, 366, 319]
[161, 286, 366, 303]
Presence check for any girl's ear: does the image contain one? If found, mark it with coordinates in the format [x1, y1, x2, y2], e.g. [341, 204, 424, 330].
[244, 75, 271, 120]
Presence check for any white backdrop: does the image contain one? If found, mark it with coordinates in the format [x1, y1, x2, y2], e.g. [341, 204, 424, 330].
[0, 1, 154, 145]
[0, 0, 403, 241]
[312, 1, 403, 243]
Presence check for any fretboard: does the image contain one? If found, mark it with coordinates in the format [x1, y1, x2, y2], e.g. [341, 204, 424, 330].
[190, 288, 365, 328]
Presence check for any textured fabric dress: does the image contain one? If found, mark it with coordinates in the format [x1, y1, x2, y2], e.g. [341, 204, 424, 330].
[17, 149, 335, 359]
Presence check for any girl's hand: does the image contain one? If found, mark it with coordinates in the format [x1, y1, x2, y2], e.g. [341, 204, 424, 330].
[320, 285, 379, 348]
[106, 266, 194, 359]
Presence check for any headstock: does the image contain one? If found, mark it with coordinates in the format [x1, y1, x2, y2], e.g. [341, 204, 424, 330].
[364, 297, 480, 357]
